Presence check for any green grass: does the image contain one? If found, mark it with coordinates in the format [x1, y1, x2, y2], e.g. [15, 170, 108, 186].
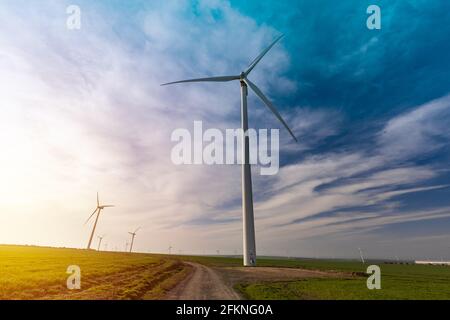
[169, 254, 244, 267]
[227, 258, 450, 300]
[171, 254, 450, 299]
[3, 246, 450, 300]
[237, 275, 450, 300]
[0, 245, 187, 300]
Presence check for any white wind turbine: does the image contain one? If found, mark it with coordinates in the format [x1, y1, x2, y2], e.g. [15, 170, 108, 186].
[358, 247, 365, 264]
[97, 234, 105, 251]
[85, 192, 114, 249]
[162, 35, 296, 266]
[128, 227, 141, 253]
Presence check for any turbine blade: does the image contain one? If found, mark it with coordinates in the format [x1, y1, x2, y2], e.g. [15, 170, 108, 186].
[245, 79, 297, 142]
[84, 208, 98, 225]
[134, 227, 141, 233]
[97, 192, 99, 207]
[245, 34, 284, 76]
[161, 75, 240, 86]
[103, 205, 115, 208]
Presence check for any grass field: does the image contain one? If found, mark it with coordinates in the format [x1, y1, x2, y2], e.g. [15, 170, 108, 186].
[232, 258, 450, 300]
[159, 254, 450, 299]
[2, 245, 450, 300]
[0, 245, 189, 300]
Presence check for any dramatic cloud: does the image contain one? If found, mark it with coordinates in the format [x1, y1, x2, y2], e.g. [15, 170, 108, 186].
[0, 0, 294, 253]
[0, 0, 449, 259]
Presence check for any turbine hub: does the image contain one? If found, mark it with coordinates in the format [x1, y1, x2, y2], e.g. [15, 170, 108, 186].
[240, 72, 246, 80]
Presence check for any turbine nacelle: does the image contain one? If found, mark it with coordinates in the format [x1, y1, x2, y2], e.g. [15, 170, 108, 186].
[85, 193, 115, 225]
[128, 227, 140, 237]
[98, 205, 114, 210]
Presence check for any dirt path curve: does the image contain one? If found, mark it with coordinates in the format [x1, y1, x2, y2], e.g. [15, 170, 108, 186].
[164, 262, 241, 300]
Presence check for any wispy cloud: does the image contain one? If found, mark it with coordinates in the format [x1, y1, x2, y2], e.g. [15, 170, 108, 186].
[0, 1, 449, 259]
[248, 95, 450, 247]
[378, 94, 450, 160]
[0, 0, 294, 252]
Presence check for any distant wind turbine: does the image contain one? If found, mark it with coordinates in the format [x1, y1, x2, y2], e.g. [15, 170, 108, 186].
[125, 242, 129, 252]
[168, 245, 172, 255]
[85, 192, 114, 249]
[128, 227, 141, 253]
[162, 35, 297, 266]
[358, 247, 365, 264]
[97, 234, 105, 251]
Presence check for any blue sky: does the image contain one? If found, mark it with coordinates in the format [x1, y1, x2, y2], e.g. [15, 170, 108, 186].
[1, 0, 450, 259]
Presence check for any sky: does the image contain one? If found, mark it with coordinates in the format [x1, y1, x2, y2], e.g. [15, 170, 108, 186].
[1, 0, 450, 260]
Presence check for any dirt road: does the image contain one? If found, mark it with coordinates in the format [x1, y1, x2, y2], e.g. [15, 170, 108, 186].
[165, 261, 344, 300]
[164, 262, 241, 300]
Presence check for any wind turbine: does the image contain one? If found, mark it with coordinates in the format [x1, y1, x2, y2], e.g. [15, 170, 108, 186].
[97, 234, 105, 251]
[85, 192, 114, 250]
[125, 242, 129, 252]
[168, 245, 173, 255]
[128, 227, 140, 253]
[358, 247, 365, 264]
[162, 35, 297, 267]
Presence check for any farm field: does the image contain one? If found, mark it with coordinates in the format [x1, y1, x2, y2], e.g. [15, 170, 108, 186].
[1, 245, 450, 300]
[178, 255, 450, 300]
[0, 245, 189, 300]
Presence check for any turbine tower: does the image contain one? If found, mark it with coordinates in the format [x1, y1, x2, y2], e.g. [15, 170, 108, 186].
[358, 247, 365, 264]
[97, 234, 105, 251]
[85, 192, 114, 249]
[162, 35, 296, 266]
[128, 227, 140, 253]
